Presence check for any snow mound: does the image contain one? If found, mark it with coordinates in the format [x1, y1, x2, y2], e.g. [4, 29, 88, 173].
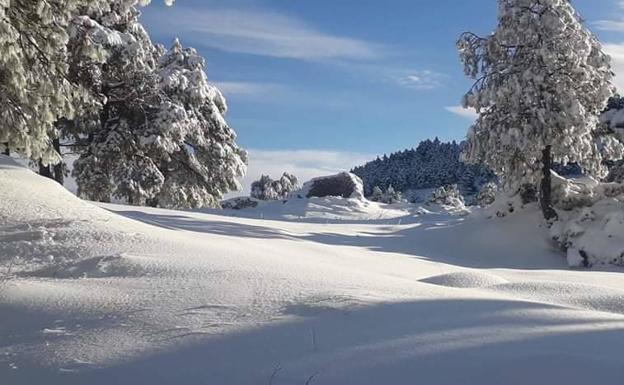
[420, 271, 508, 288]
[23, 254, 146, 279]
[281, 294, 367, 317]
[491, 281, 624, 316]
[220, 194, 413, 222]
[0, 155, 147, 273]
[550, 185, 624, 267]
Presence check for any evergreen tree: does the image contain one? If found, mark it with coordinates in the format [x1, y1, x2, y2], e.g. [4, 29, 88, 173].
[0, 0, 91, 163]
[251, 175, 277, 201]
[152, 39, 247, 208]
[0, 1, 173, 166]
[70, 13, 246, 208]
[352, 139, 495, 197]
[72, 1, 165, 205]
[371, 186, 384, 202]
[250, 173, 299, 201]
[383, 185, 401, 204]
[458, 0, 616, 220]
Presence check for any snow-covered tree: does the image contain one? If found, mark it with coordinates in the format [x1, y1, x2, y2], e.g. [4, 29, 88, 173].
[151, 39, 248, 208]
[278, 173, 299, 196]
[370, 186, 384, 202]
[352, 139, 495, 197]
[475, 182, 498, 207]
[458, 0, 616, 220]
[383, 185, 401, 204]
[250, 173, 299, 201]
[251, 175, 277, 201]
[70, 13, 246, 208]
[0, 0, 92, 163]
[72, 1, 165, 205]
[0, 0, 174, 165]
[427, 184, 465, 208]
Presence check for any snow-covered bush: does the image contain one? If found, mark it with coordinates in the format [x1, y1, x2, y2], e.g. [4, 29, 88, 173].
[371, 186, 384, 202]
[475, 182, 497, 207]
[551, 198, 624, 267]
[383, 186, 402, 204]
[250, 173, 299, 201]
[427, 184, 465, 209]
[302, 172, 364, 200]
[546, 171, 624, 266]
[370, 185, 401, 204]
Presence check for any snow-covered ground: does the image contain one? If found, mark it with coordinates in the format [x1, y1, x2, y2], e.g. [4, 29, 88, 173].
[2, 155, 624, 385]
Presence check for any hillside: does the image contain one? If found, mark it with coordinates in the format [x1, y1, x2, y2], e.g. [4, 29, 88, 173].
[2, 155, 624, 385]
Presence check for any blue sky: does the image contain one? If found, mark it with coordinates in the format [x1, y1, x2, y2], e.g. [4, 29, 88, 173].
[140, 0, 624, 191]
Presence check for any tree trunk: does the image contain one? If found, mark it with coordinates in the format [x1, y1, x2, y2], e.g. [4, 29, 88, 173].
[540, 145, 558, 222]
[38, 160, 53, 179]
[52, 138, 64, 185]
[2, 143, 8, 156]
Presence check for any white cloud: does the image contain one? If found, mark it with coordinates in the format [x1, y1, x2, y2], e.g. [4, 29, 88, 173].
[143, 7, 382, 61]
[445, 105, 478, 120]
[604, 43, 624, 91]
[227, 149, 374, 198]
[595, 19, 624, 32]
[213, 81, 285, 97]
[398, 70, 447, 90]
[593, 1, 624, 31]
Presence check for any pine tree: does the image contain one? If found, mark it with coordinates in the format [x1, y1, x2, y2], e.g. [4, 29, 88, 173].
[251, 175, 278, 201]
[72, 1, 165, 205]
[153, 39, 248, 208]
[70, 10, 246, 208]
[458, 0, 616, 221]
[352, 139, 495, 197]
[278, 173, 299, 197]
[0, 0, 91, 164]
[250, 173, 299, 201]
[0, 1, 174, 167]
[383, 185, 401, 204]
[371, 186, 383, 202]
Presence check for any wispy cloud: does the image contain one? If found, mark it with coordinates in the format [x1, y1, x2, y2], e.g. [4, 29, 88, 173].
[445, 105, 478, 120]
[213, 81, 286, 97]
[143, 7, 382, 61]
[593, 1, 624, 32]
[398, 70, 447, 90]
[227, 149, 373, 197]
[595, 19, 624, 32]
[604, 43, 624, 91]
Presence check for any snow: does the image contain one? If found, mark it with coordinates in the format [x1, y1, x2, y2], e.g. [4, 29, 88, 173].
[3, 155, 624, 385]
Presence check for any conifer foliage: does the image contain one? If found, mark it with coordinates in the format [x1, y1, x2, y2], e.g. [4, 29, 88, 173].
[1, 1, 246, 209]
[0, 0, 89, 163]
[352, 139, 495, 198]
[152, 39, 248, 208]
[251, 173, 299, 201]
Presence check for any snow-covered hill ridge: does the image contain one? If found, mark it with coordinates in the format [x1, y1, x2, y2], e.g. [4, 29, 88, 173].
[3, 155, 624, 385]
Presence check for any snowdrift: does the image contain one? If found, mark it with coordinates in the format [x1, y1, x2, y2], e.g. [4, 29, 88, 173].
[4, 155, 624, 385]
